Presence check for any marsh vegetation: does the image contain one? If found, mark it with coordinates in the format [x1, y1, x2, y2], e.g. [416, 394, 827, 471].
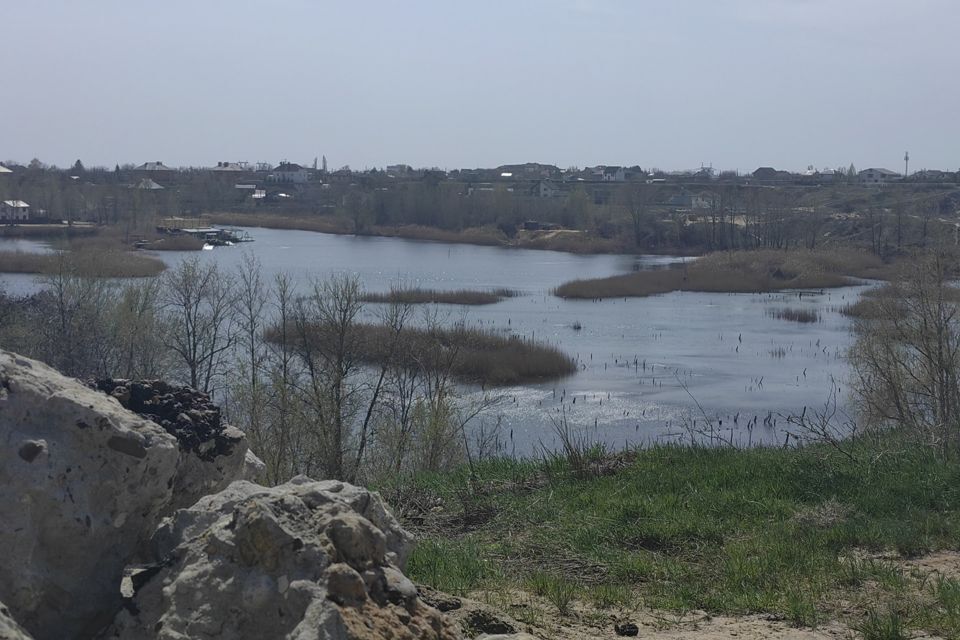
[554, 248, 894, 299]
[360, 287, 519, 306]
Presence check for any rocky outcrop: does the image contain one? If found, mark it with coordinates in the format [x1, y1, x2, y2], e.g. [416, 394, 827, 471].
[0, 352, 181, 640]
[94, 379, 252, 510]
[0, 601, 33, 640]
[104, 478, 460, 640]
[1, 350, 446, 640]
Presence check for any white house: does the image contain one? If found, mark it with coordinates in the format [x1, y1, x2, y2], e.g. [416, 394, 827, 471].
[0, 200, 30, 222]
[858, 168, 900, 185]
[591, 166, 625, 182]
[267, 163, 310, 183]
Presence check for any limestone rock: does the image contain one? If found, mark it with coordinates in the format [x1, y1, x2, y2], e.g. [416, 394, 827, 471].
[0, 601, 33, 640]
[104, 478, 458, 640]
[93, 379, 251, 510]
[243, 449, 268, 482]
[0, 352, 181, 640]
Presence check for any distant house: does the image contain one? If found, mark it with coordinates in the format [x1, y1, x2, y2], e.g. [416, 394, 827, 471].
[858, 168, 900, 185]
[267, 163, 310, 183]
[0, 200, 30, 222]
[591, 166, 625, 182]
[134, 161, 174, 172]
[665, 191, 713, 209]
[533, 180, 565, 198]
[496, 163, 561, 180]
[752, 167, 792, 182]
[210, 161, 247, 172]
[910, 169, 955, 182]
[0, 164, 12, 174]
[133, 178, 164, 190]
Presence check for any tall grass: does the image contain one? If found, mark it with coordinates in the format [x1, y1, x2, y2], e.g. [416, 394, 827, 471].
[555, 248, 894, 298]
[360, 288, 519, 306]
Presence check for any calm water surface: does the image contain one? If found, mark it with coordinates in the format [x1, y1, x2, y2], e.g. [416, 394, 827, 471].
[0, 228, 868, 453]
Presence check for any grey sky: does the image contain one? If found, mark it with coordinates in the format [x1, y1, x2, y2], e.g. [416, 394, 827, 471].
[3, 0, 957, 172]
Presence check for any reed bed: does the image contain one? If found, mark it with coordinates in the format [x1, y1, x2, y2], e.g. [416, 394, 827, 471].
[271, 322, 576, 386]
[555, 249, 893, 299]
[360, 288, 519, 306]
[0, 249, 166, 278]
[767, 307, 820, 323]
[146, 235, 206, 251]
[205, 212, 353, 234]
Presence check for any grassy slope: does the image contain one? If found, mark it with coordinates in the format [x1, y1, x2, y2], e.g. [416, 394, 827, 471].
[395, 438, 960, 636]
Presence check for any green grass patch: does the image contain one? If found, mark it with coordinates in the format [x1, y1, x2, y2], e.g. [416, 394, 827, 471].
[397, 437, 960, 635]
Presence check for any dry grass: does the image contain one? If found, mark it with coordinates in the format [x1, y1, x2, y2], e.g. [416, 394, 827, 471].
[0, 223, 98, 238]
[360, 288, 519, 306]
[767, 307, 821, 323]
[144, 235, 206, 251]
[0, 249, 166, 277]
[205, 212, 354, 234]
[272, 322, 576, 386]
[370, 224, 507, 246]
[555, 249, 894, 299]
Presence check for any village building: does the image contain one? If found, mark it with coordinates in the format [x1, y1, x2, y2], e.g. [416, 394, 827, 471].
[0, 200, 30, 222]
[858, 168, 901, 185]
[532, 180, 565, 198]
[267, 163, 310, 183]
[591, 166, 626, 182]
[132, 178, 164, 190]
[133, 161, 174, 172]
[210, 161, 247, 172]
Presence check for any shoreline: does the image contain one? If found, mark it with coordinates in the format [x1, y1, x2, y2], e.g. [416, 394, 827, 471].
[204, 212, 704, 257]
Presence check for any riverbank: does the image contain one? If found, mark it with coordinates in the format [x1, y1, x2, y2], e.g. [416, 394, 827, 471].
[204, 212, 695, 256]
[389, 434, 960, 638]
[555, 249, 896, 298]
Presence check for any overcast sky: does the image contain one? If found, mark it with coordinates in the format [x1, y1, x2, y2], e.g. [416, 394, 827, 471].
[3, 0, 957, 172]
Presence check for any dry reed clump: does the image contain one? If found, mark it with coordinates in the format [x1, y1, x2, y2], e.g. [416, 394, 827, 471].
[360, 288, 519, 306]
[0, 249, 166, 277]
[205, 212, 354, 234]
[272, 322, 576, 386]
[147, 235, 206, 251]
[370, 224, 507, 246]
[842, 282, 960, 319]
[555, 249, 891, 299]
[767, 307, 820, 323]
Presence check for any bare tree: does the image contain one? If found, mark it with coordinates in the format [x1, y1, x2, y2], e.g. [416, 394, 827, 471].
[162, 257, 236, 393]
[850, 250, 960, 456]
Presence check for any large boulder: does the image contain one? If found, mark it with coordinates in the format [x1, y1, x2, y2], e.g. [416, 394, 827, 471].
[104, 477, 460, 640]
[93, 379, 252, 511]
[0, 352, 181, 639]
[0, 601, 33, 640]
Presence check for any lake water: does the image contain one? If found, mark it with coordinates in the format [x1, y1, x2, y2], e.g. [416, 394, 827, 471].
[0, 229, 870, 454]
